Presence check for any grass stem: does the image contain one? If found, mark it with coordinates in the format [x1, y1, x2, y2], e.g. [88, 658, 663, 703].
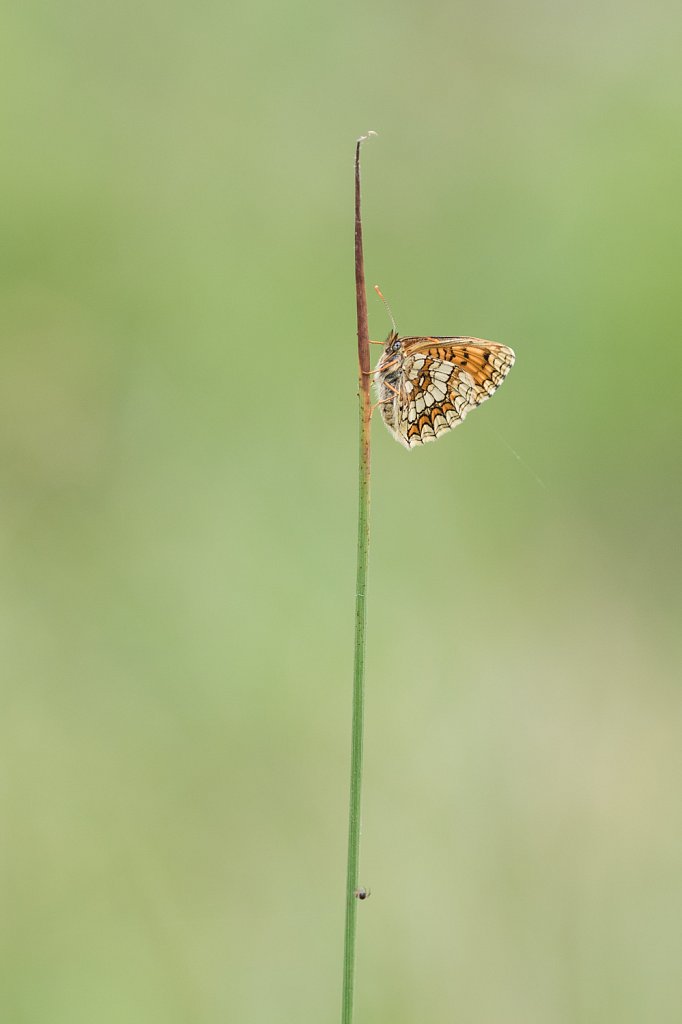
[341, 130, 375, 1024]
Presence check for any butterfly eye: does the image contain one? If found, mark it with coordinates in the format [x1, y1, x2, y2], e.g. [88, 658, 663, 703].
[392, 339, 401, 353]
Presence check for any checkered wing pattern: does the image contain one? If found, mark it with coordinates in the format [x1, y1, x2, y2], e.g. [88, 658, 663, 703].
[375, 336, 515, 449]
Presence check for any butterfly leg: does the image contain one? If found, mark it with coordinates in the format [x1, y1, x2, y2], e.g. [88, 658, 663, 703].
[360, 358, 399, 376]
[361, 357, 400, 376]
[370, 398, 393, 417]
[369, 379, 400, 417]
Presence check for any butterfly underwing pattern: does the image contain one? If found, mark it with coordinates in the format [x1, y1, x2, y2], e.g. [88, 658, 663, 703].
[374, 331, 515, 449]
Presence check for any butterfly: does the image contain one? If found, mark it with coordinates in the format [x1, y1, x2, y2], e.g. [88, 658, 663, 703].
[372, 290, 515, 449]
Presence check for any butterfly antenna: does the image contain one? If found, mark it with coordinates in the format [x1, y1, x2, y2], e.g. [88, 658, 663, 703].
[488, 427, 548, 492]
[374, 284, 398, 333]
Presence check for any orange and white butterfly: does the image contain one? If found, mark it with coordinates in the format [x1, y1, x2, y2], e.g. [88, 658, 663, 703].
[373, 289, 515, 449]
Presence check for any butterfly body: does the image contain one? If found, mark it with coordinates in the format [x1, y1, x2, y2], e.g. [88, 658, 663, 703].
[374, 330, 515, 449]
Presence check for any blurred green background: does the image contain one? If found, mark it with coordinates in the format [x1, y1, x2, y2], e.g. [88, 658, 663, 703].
[2, 1, 681, 1021]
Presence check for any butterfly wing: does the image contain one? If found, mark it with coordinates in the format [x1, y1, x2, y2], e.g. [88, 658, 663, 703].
[381, 337, 515, 449]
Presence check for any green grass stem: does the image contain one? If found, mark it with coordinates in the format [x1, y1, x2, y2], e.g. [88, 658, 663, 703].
[341, 131, 375, 1024]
